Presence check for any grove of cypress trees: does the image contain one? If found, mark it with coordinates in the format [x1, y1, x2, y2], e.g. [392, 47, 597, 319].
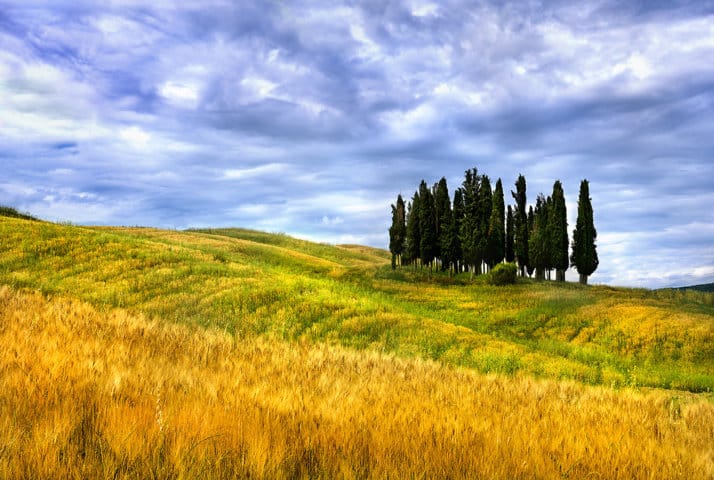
[571, 179, 598, 285]
[390, 171, 595, 285]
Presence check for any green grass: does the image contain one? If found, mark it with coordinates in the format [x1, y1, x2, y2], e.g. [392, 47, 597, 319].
[1, 218, 712, 392]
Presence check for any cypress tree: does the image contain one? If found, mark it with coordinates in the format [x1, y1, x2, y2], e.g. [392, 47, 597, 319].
[460, 168, 481, 274]
[545, 195, 554, 280]
[451, 188, 464, 272]
[511, 174, 529, 276]
[419, 180, 438, 270]
[529, 194, 550, 280]
[439, 202, 456, 273]
[505, 205, 515, 263]
[486, 178, 505, 269]
[571, 179, 599, 284]
[389, 194, 407, 269]
[526, 205, 535, 277]
[549, 181, 569, 281]
[405, 192, 421, 267]
[475, 175, 492, 274]
[433, 177, 451, 266]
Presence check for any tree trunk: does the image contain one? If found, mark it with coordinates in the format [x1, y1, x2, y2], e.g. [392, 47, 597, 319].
[556, 269, 565, 282]
[579, 274, 588, 285]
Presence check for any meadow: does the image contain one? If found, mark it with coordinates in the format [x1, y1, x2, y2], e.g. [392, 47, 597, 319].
[0, 216, 713, 478]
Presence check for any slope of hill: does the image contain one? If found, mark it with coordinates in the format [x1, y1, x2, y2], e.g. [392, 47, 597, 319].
[674, 283, 714, 293]
[0, 205, 39, 221]
[0, 218, 712, 392]
[1, 217, 713, 478]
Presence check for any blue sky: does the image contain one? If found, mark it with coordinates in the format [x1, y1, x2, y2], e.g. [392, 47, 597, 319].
[1, 0, 713, 288]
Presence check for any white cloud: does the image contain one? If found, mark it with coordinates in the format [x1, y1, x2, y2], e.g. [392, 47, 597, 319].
[160, 81, 199, 107]
[119, 126, 151, 148]
[222, 163, 289, 180]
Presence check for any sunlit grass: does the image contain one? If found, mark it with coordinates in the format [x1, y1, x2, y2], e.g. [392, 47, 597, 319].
[0, 218, 712, 391]
[1, 286, 712, 479]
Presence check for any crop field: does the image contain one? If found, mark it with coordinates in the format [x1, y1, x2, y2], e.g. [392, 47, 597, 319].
[0, 216, 713, 478]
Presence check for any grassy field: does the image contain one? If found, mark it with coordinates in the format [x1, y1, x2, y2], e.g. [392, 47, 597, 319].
[0, 216, 713, 477]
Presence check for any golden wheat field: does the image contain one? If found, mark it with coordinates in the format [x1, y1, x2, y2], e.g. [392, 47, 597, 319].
[0, 217, 713, 478]
[1, 286, 713, 479]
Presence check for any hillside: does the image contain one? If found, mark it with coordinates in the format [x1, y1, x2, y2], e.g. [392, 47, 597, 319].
[673, 283, 714, 293]
[1, 216, 713, 478]
[0, 218, 712, 392]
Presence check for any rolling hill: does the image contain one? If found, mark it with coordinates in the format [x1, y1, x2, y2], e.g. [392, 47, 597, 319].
[0, 216, 713, 478]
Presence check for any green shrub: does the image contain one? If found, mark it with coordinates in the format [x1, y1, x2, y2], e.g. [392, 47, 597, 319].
[489, 263, 517, 286]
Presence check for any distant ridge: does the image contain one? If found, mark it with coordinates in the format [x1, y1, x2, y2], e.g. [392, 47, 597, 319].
[667, 283, 714, 293]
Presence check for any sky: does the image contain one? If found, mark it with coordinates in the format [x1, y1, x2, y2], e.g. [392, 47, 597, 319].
[1, 0, 713, 289]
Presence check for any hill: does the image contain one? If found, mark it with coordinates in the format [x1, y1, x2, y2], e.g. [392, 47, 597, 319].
[1, 216, 713, 478]
[0, 218, 712, 391]
[0, 205, 39, 221]
[673, 283, 714, 293]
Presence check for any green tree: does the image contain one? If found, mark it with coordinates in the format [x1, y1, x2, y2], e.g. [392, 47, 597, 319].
[433, 177, 452, 267]
[475, 175, 492, 274]
[419, 180, 438, 270]
[451, 188, 464, 272]
[529, 194, 550, 280]
[460, 168, 481, 274]
[511, 174, 529, 276]
[571, 179, 599, 284]
[505, 205, 515, 263]
[389, 194, 407, 269]
[486, 178, 505, 269]
[549, 181, 569, 281]
[405, 192, 421, 267]
[526, 205, 535, 277]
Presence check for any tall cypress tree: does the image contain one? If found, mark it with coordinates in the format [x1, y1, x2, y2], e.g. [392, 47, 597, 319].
[439, 201, 456, 273]
[452, 188, 464, 272]
[511, 174, 529, 276]
[526, 205, 535, 277]
[433, 177, 451, 266]
[405, 192, 421, 267]
[475, 175, 492, 274]
[389, 194, 407, 269]
[571, 179, 598, 284]
[486, 178, 505, 268]
[505, 205, 515, 263]
[460, 168, 481, 274]
[549, 181, 569, 281]
[529, 194, 550, 280]
[419, 180, 438, 270]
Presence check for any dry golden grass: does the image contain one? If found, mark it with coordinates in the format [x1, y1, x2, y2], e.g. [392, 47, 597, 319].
[1, 285, 712, 479]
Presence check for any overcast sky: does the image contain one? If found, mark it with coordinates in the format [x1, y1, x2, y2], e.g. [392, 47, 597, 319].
[2, 1, 713, 288]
